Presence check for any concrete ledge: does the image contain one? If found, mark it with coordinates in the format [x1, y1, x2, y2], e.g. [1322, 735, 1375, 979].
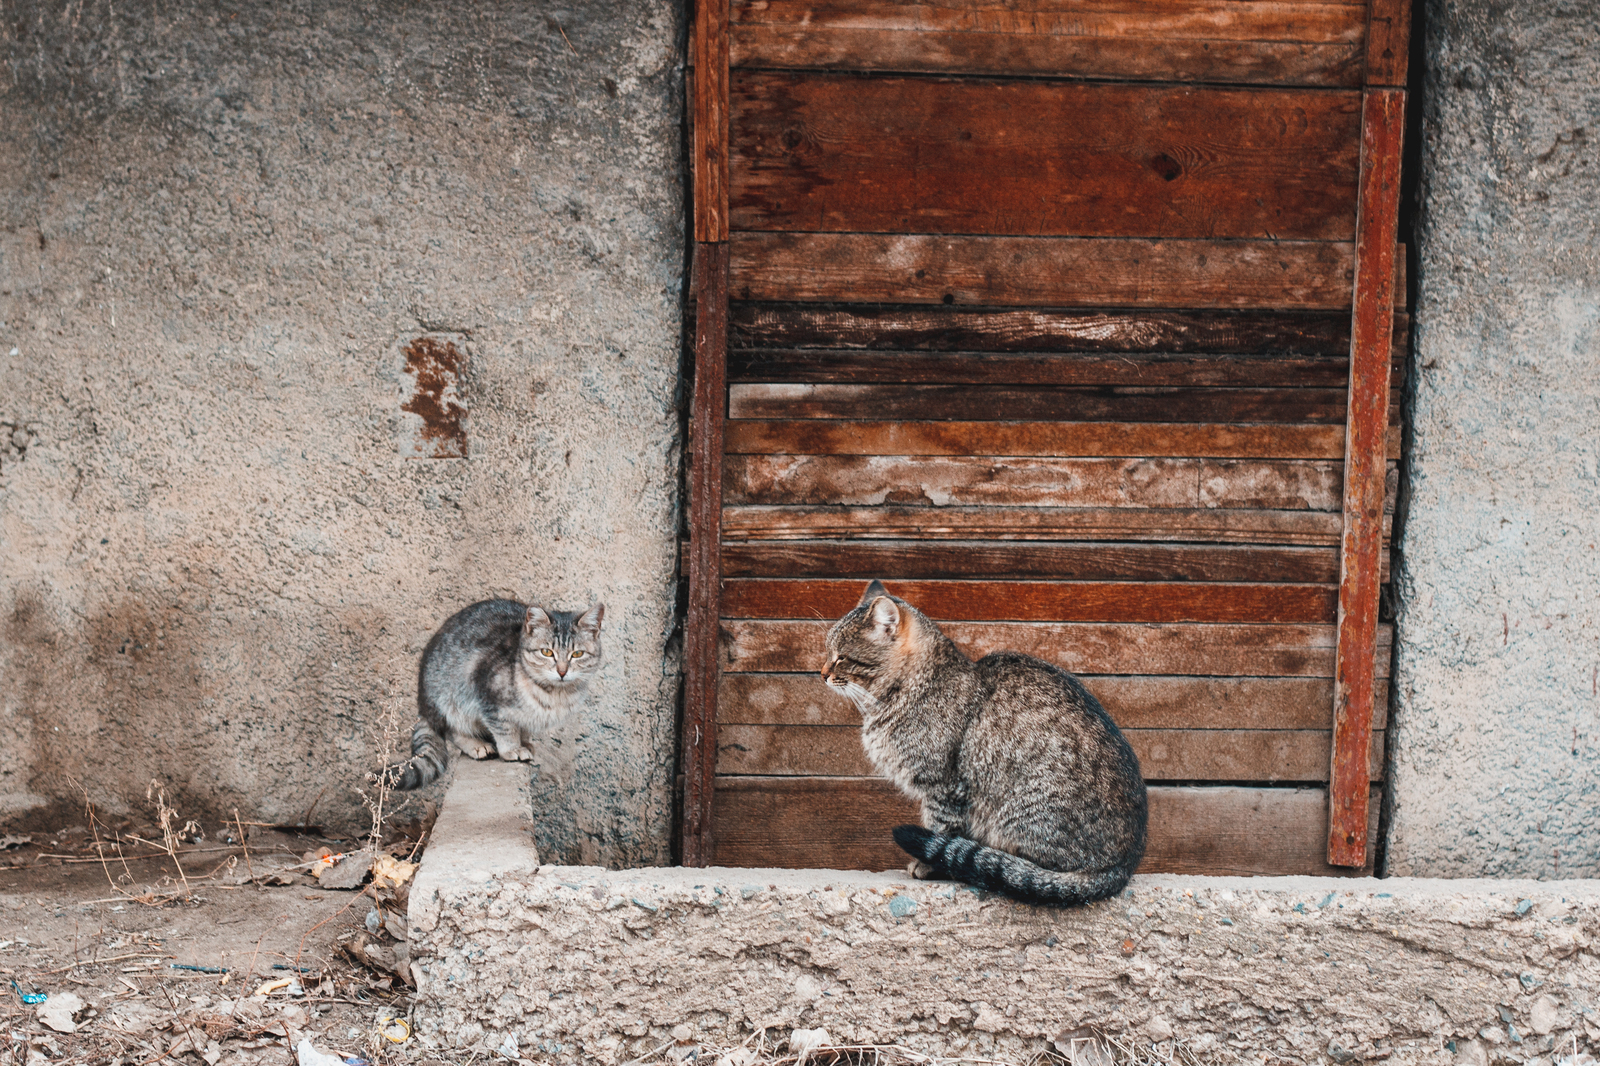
[408, 758, 541, 936]
[409, 766, 1600, 1065]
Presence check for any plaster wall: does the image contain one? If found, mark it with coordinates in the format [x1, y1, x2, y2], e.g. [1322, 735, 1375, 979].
[0, 1, 685, 866]
[1386, 2, 1600, 876]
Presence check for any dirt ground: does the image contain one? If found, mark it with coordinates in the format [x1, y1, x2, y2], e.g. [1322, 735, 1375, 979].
[1, 822, 429, 1066]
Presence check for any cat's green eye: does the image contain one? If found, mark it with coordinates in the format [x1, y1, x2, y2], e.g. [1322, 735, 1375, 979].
[541, 648, 555, 657]
[570, 650, 585, 658]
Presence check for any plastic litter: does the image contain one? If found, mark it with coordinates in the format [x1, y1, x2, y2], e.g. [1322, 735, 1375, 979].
[295, 1038, 346, 1066]
[375, 1007, 410, 1044]
[254, 977, 294, 996]
[170, 963, 227, 974]
[10, 979, 46, 1005]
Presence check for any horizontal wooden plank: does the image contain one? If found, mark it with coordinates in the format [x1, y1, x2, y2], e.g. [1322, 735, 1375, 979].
[726, 455, 1348, 510]
[731, 74, 1360, 241]
[721, 578, 1336, 623]
[710, 777, 1379, 875]
[720, 620, 1394, 676]
[732, 24, 1363, 87]
[730, 232, 1362, 310]
[733, 0, 1369, 46]
[728, 349, 1406, 390]
[722, 505, 1378, 544]
[717, 540, 1345, 582]
[719, 672, 1389, 730]
[731, 306, 1409, 357]
[726, 385, 1405, 425]
[723, 420, 1403, 460]
[717, 723, 1383, 782]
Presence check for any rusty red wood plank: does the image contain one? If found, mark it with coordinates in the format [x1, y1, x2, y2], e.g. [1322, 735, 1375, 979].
[1329, 89, 1404, 868]
[733, 29, 1361, 89]
[722, 419, 1403, 460]
[729, 233, 1359, 309]
[717, 722, 1385, 783]
[718, 672, 1390, 730]
[731, 306, 1403, 356]
[720, 578, 1337, 624]
[721, 619, 1396, 677]
[726, 383, 1360, 423]
[728, 350, 1407, 391]
[1364, 0, 1411, 87]
[711, 778, 1378, 875]
[730, 74, 1362, 240]
[721, 504, 1361, 544]
[681, 243, 730, 867]
[717, 540, 1344, 583]
[692, 0, 730, 242]
[730, 1, 1368, 86]
[724, 455, 1349, 511]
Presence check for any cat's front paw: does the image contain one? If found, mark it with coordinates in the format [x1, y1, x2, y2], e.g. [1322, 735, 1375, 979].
[907, 859, 939, 880]
[499, 747, 534, 762]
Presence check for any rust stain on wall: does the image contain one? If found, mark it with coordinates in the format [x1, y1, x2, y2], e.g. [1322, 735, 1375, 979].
[400, 336, 468, 458]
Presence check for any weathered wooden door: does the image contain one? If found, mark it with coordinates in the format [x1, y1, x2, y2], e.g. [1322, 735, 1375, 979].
[684, 0, 1409, 874]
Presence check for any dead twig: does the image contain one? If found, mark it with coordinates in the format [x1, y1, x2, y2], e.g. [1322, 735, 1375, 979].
[232, 808, 256, 884]
[146, 780, 199, 898]
[31, 953, 173, 975]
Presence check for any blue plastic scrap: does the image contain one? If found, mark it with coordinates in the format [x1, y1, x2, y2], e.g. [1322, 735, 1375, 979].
[10, 979, 45, 1005]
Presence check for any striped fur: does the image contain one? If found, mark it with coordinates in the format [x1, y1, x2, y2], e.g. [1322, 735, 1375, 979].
[893, 825, 1136, 907]
[823, 581, 1147, 909]
[382, 598, 604, 791]
[384, 721, 451, 791]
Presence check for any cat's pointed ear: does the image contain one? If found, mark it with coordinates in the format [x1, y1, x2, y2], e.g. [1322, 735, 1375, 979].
[859, 580, 890, 607]
[577, 603, 605, 633]
[866, 595, 900, 641]
[525, 606, 552, 631]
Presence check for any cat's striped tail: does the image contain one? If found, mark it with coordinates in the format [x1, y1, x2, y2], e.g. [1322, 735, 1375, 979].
[381, 722, 450, 791]
[893, 825, 1134, 908]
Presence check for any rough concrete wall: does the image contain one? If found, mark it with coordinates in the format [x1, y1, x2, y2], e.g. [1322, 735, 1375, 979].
[0, 1, 685, 866]
[1386, 3, 1600, 877]
[411, 860, 1600, 1065]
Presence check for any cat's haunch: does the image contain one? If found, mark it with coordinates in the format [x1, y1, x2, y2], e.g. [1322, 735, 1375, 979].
[822, 580, 1147, 907]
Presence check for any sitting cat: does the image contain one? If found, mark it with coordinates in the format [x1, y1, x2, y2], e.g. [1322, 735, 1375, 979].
[385, 599, 604, 790]
[821, 581, 1146, 906]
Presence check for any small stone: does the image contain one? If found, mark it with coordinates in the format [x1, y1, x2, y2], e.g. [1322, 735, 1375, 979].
[1516, 899, 1534, 916]
[672, 1025, 692, 1043]
[740, 885, 760, 900]
[888, 895, 917, 919]
[1146, 1016, 1174, 1042]
[1479, 1027, 1507, 1046]
[1454, 1038, 1488, 1066]
[1531, 994, 1559, 1035]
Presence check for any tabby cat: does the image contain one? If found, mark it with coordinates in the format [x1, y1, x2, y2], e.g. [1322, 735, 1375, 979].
[821, 581, 1146, 906]
[385, 599, 604, 790]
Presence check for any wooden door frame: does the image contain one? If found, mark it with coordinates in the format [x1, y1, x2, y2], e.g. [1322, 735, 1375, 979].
[681, 0, 729, 867]
[681, 0, 1411, 869]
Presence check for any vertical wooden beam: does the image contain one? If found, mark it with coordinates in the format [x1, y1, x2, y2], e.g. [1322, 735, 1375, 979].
[1328, 88, 1404, 868]
[1365, 0, 1412, 88]
[692, 0, 729, 243]
[683, 0, 730, 867]
[682, 243, 729, 868]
